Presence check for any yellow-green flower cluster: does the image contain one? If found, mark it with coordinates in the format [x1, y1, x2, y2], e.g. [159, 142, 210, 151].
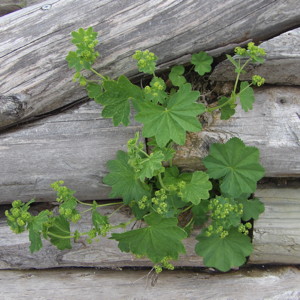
[72, 28, 99, 65]
[58, 207, 81, 223]
[5, 200, 32, 234]
[132, 49, 158, 74]
[154, 257, 175, 274]
[67, 27, 100, 81]
[206, 197, 244, 239]
[176, 181, 186, 198]
[151, 189, 168, 215]
[235, 42, 266, 62]
[137, 195, 150, 210]
[86, 223, 112, 244]
[208, 197, 243, 219]
[238, 222, 252, 235]
[144, 77, 166, 100]
[51, 181, 76, 203]
[206, 224, 229, 239]
[252, 75, 265, 86]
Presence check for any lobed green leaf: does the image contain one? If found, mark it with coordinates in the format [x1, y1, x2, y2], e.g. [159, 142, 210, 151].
[195, 228, 253, 272]
[135, 84, 204, 147]
[191, 51, 213, 76]
[203, 138, 265, 198]
[111, 212, 187, 263]
[103, 150, 151, 204]
[239, 82, 255, 112]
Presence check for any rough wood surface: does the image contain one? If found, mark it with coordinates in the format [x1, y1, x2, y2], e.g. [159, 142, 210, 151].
[0, 205, 203, 270]
[0, 101, 142, 204]
[174, 86, 300, 177]
[0, 1, 25, 16]
[0, 267, 299, 300]
[250, 188, 300, 264]
[1, 86, 299, 205]
[1, 0, 300, 129]
[210, 27, 300, 85]
[1, 85, 299, 204]
[1, 187, 299, 270]
[0, 0, 42, 16]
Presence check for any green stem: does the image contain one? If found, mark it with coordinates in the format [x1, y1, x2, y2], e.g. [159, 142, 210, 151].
[81, 207, 93, 214]
[96, 202, 122, 208]
[233, 57, 251, 93]
[76, 200, 121, 208]
[111, 217, 136, 230]
[90, 67, 106, 80]
[158, 173, 168, 191]
[76, 200, 93, 206]
[184, 217, 194, 229]
[47, 232, 75, 239]
[181, 205, 193, 213]
[109, 204, 125, 217]
[237, 82, 253, 95]
[207, 57, 252, 113]
[137, 147, 150, 158]
[85, 79, 101, 83]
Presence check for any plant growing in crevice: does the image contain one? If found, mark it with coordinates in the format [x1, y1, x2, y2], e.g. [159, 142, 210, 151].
[6, 27, 267, 273]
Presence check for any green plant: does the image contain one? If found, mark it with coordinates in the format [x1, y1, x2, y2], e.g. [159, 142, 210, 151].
[6, 27, 267, 273]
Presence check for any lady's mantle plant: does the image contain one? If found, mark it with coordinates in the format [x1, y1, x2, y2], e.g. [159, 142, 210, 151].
[6, 27, 267, 273]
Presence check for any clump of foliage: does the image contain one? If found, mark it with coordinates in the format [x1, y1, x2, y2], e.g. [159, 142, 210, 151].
[6, 28, 267, 273]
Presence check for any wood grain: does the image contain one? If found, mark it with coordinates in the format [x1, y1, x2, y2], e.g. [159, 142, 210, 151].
[0, 267, 299, 300]
[174, 86, 300, 177]
[0, 0, 42, 16]
[1, 0, 300, 128]
[0, 205, 203, 270]
[1, 85, 299, 204]
[250, 188, 300, 264]
[0, 101, 142, 204]
[0, 86, 299, 204]
[1, 187, 299, 270]
[210, 27, 300, 85]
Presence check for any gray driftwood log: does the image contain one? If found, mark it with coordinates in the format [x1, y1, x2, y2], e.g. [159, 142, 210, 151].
[0, 1, 43, 16]
[0, 101, 142, 204]
[0, 188, 299, 270]
[0, 267, 299, 300]
[174, 86, 300, 177]
[0, 205, 203, 270]
[1, 0, 300, 129]
[0, 86, 299, 204]
[210, 27, 300, 85]
[250, 188, 300, 264]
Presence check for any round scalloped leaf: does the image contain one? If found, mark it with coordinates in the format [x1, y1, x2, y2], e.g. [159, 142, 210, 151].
[181, 171, 212, 205]
[191, 51, 213, 76]
[135, 84, 204, 147]
[203, 138, 265, 198]
[111, 212, 187, 263]
[238, 197, 265, 221]
[195, 228, 253, 272]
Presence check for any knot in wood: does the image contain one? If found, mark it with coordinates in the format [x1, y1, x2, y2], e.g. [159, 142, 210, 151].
[0, 95, 27, 124]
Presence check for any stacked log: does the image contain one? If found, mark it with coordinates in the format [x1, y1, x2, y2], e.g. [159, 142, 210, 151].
[0, 0, 299, 280]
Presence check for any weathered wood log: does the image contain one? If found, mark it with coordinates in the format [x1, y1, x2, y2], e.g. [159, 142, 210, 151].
[0, 0, 42, 16]
[210, 27, 300, 85]
[174, 86, 300, 177]
[250, 188, 300, 264]
[1, 187, 299, 270]
[1, 0, 300, 129]
[0, 0, 25, 17]
[0, 87, 298, 205]
[0, 101, 142, 204]
[1, 86, 299, 204]
[1, 267, 299, 300]
[0, 205, 203, 269]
